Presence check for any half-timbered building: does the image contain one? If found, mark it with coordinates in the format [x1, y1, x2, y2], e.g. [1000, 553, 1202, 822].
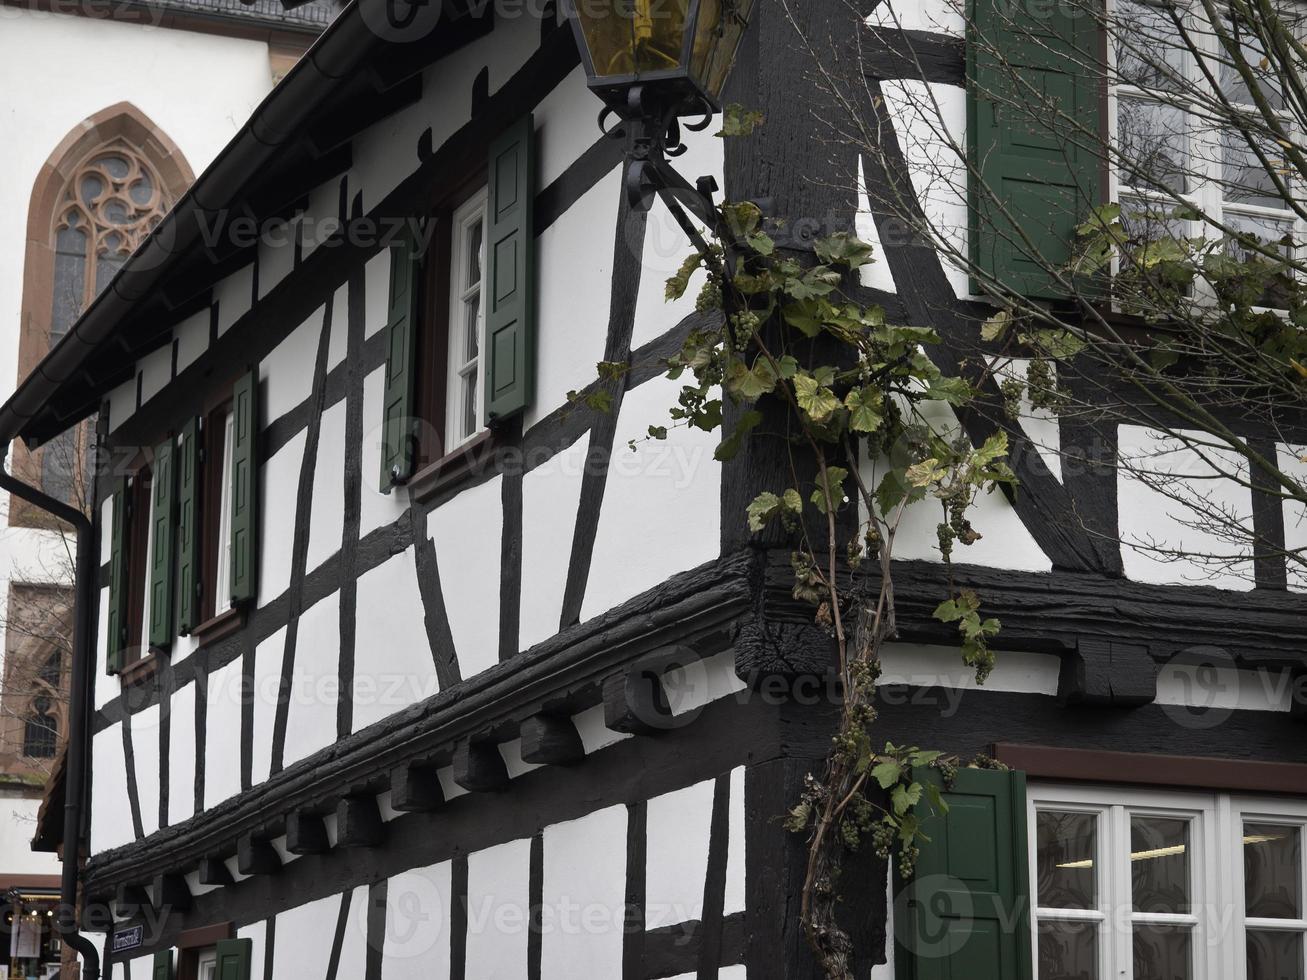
[1, 0, 1304, 978]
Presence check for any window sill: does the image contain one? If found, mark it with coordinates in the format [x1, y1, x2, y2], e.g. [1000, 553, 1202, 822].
[188, 606, 247, 646]
[407, 430, 498, 504]
[118, 652, 162, 687]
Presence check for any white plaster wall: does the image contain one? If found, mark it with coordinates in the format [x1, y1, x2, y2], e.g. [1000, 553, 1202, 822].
[167, 680, 197, 826]
[540, 804, 627, 980]
[237, 918, 269, 980]
[987, 357, 1062, 481]
[281, 590, 341, 768]
[1117, 425, 1254, 589]
[465, 836, 531, 979]
[138, 344, 171, 407]
[1280, 444, 1307, 592]
[0, 791, 60, 877]
[271, 892, 345, 977]
[877, 642, 1061, 696]
[214, 264, 255, 337]
[307, 398, 347, 573]
[581, 375, 721, 622]
[866, 0, 964, 35]
[352, 547, 435, 732]
[260, 306, 325, 424]
[429, 476, 503, 680]
[91, 726, 133, 852]
[130, 704, 161, 838]
[251, 625, 287, 786]
[519, 434, 588, 650]
[645, 778, 715, 928]
[527, 167, 621, 432]
[536, 67, 601, 189]
[384, 861, 454, 980]
[204, 657, 245, 810]
[725, 766, 745, 916]
[174, 308, 210, 375]
[257, 429, 307, 606]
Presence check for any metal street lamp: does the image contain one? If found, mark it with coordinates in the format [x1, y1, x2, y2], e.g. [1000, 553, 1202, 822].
[561, 0, 755, 240]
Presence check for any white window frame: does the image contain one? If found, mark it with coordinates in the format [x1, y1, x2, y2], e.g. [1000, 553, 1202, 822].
[197, 947, 217, 980]
[1106, 0, 1305, 303]
[212, 409, 236, 613]
[1029, 782, 1307, 979]
[444, 186, 489, 451]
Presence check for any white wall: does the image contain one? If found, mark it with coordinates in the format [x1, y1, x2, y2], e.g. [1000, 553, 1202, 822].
[0, 788, 60, 877]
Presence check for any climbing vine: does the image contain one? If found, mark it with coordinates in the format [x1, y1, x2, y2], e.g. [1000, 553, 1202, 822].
[576, 110, 1016, 979]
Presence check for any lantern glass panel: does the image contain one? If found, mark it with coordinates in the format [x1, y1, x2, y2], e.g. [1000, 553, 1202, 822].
[575, 0, 692, 78]
[691, 0, 755, 98]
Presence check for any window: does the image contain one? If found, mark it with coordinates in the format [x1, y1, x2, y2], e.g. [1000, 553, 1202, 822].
[14, 105, 192, 523]
[201, 401, 237, 624]
[196, 948, 217, 980]
[21, 696, 57, 759]
[378, 114, 536, 492]
[1110, 0, 1304, 301]
[445, 187, 489, 450]
[1030, 784, 1307, 979]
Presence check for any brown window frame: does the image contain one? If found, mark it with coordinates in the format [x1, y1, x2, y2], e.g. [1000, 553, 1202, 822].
[412, 165, 490, 478]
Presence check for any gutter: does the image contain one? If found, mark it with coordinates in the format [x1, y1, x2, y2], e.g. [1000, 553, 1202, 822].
[0, 462, 100, 980]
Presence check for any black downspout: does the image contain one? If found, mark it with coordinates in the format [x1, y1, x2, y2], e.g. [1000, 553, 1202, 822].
[0, 458, 101, 980]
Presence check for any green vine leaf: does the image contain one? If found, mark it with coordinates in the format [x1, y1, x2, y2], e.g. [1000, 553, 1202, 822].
[718, 103, 765, 138]
[811, 466, 849, 515]
[794, 372, 841, 422]
[844, 386, 884, 433]
[665, 253, 703, 301]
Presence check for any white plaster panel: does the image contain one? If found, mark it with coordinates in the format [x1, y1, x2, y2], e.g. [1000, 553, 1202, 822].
[498, 738, 542, 780]
[428, 475, 503, 680]
[168, 680, 197, 826]
[336, 885, 371, 979]
[1155, 661, 1295, 714]
[131, 703, 161, 838]
[876, 643, 1061, 696]
[257, 430, 306, 606]
[251, 624, 287, 786]
[988, 357, 1061, 481]
[100, 495, 114, 564]
[272, 892, 344, 978]
[1117, 425, 1254, 589]
[214, 264, 255, 336]
[260, 306, 324, 424]
[237, 918, 267, 980]
[360, 366, 411, 536]
[580, 375, 720, 622]
[725, 766, 745, 915]
[282, 590, 341, 768]
[258, 233, 296, 300]
[352, 547, 436, 732]
[665, 969, 747, 980]
[327, 283, 349, 370]
[363, 250, 391, 339]
[861, 400, 1050, 572]
[526, 167, 621, 432]
[866, 0, 964, 33]
[384, 861, 453, 980]
[855, 155, 898, 294]
[536, 66, 603, 189]
[519, 434, 588, 651]
[541, 805, 627, 980]
[571, 703, 630, 755]
[138, 344, 171, 407]
[204, 657, 245, 810]
[663, 649, 749, 719]
[646, 779, 714, 928]
[91, 725, 132, 853]
[629, 121, 724, 351]
[307, 398, 347, 574]
[106, 377, 135, 434]
[1280, 444, 1307, 592]
[487, 9, 541, 96]
[0, 793, 60, 877]
[174, 309, 210, 376]
[303, 180, 345, 261]
[879, 81, 970, 298]
[93, 587, 113, 710]
[346, 91, 434, 214]
[466, 837, 532, 979]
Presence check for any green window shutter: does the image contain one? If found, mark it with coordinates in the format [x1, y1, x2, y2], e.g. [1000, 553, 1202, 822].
[229, 369, 260, 606]
[106, 476, 130, 675]
[896, 767, 1032, 980]
[176, 418, 200, 634]
[380, 223, 420, 493]
[148, 437, 177, 649]
[484, 113, 536, 424]
[968, 0, 1101, 298]
[153, 949, 174, 980]
[215, 938, 252, 980]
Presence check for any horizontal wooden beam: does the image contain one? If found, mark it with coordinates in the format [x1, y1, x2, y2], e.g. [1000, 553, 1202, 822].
[995, 742, 1307, 795]
[390, 762, 444, 812]
[452, 741, 509, 794]
[236, 835, 281, 876]
[285, 811, 329, 855]
[336, 797, 384, 847]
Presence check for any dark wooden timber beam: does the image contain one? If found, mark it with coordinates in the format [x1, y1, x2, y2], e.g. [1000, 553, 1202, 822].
[336, 796, 385, 847]
[236, 834, 281, 876]
[285, 811, 330, 855]
[452, 741, 509, 793]
[390, 762, 444, 812]
[152, 873, 192, 912]
[519, 714, 585, 766]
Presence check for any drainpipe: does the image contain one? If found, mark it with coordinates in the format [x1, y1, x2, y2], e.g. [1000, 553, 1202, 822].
[0, 457, 101, 980]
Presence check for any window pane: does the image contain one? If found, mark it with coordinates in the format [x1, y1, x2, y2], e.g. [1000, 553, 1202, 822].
[1133, 924, 1192, 980]
[1038, 920, 1097, 980]
[1132, 816, 1191, 913]
[1245, 824, 1302, 919]
[1247, 929, 1304, 980]
[1218, 17, 1285, 110]
[1119, 97, 1191, 194]
[464, 294, 480, 362]
[467, 218, 483, 290]
[463, 368, 477, 439]
[1115, 0, 1187, 91]
[1037, 811, 1097, 909]
[1222, 130, 1293, 209]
